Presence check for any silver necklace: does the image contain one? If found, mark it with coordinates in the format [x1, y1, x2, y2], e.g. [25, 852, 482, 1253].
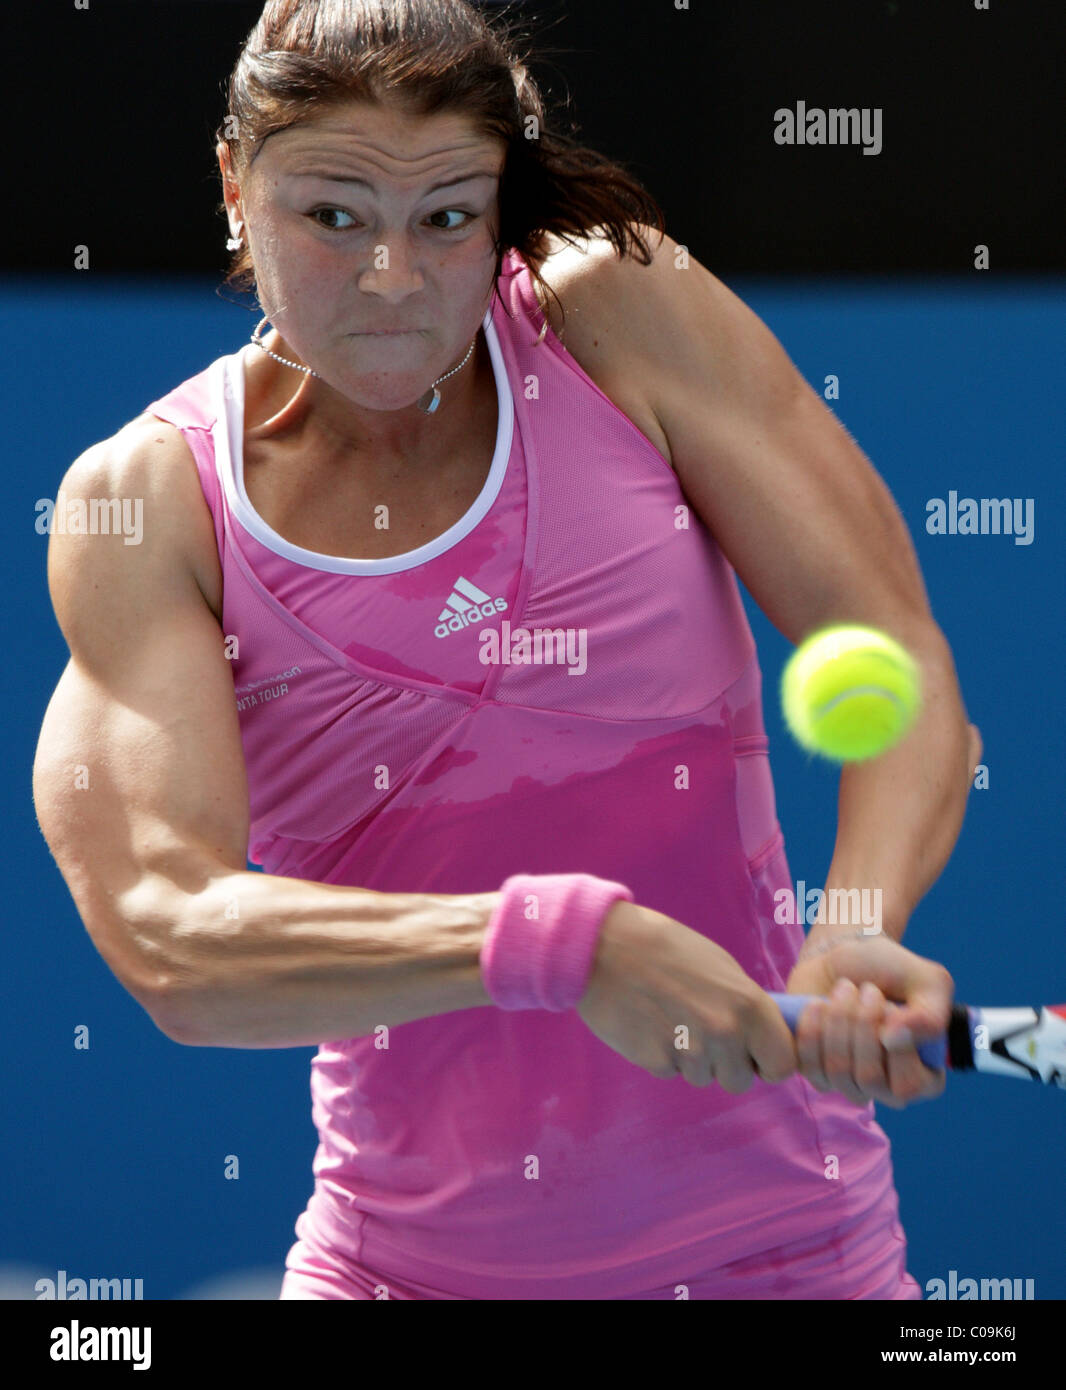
[249, 316, 476, 414]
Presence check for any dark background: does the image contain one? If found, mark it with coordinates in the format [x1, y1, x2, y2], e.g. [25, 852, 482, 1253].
[8, 0, 1063, 277]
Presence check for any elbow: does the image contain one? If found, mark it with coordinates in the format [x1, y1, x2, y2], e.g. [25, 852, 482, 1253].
[142, 972, 207, 1045]
[967, 721, 983, 775]
[122, 947, 210, 1047]
[111, 878, 218, 1046]
[142, 967, 222, 1050]
[910, 624, 981, 779]
[151, 1007, 208, 1047]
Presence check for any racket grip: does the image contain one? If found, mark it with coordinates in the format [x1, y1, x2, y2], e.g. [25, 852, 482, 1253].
[770, 992, 948, 1070]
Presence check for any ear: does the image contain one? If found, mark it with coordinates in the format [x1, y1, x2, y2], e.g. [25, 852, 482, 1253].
[217, 142, 242, 219]
[219, 150, 247, 244]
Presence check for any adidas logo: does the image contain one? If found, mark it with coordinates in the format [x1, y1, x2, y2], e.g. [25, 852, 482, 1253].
[434, 575, 508, 638]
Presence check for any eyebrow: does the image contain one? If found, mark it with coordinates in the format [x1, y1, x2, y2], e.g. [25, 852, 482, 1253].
[289, 169, 499, 194]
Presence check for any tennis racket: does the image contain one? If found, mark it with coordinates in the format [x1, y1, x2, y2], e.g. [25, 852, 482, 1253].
[771, 993, 1066, 1086]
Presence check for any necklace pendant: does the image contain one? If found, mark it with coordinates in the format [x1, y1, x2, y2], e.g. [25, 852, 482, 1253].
[417, 385, 442, 415]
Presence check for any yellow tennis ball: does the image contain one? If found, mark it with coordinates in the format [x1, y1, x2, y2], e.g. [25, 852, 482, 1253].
[780, 625, 921, 762]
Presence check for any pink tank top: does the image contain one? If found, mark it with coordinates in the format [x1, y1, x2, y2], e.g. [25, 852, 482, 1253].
[144, 248, 905, 1298]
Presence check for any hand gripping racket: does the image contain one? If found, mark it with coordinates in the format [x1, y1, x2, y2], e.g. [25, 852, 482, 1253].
[771, 994, 1066, 1086]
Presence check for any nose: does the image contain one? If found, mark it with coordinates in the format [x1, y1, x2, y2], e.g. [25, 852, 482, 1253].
[357, 236, 425, 302]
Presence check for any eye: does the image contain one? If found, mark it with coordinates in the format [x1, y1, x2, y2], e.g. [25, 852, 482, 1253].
[426, 208, 475, 230]
[307, 206, 475, 233]
[308, 207, 358, 231]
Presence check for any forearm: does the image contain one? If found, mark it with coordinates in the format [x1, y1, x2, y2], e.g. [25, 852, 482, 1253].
[131, 868, 499, 1048]
[807, 625, 980, 945]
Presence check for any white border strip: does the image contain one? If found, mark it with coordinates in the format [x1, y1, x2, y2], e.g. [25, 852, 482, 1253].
[212, 305, 514, 575]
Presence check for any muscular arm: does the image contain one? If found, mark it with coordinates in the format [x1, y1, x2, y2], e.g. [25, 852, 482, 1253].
[568, 233, 981, 938]
[32, 420, 496, 1047]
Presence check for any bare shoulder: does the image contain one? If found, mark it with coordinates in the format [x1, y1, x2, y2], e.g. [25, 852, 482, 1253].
[531, 229, 797, 478]
[54, 412, 223, 619]
[531, 227, 679, 466]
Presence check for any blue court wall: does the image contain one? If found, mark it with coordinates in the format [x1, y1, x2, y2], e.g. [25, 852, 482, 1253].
[2, 273, 1063, 1299]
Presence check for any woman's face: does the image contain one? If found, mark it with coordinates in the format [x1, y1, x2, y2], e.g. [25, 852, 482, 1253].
[221, 100, 506, 412]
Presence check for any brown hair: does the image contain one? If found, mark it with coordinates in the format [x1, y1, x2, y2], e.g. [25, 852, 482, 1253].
[214, 0, 666, 328]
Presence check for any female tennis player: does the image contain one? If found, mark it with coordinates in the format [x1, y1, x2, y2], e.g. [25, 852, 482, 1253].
[33, 0, 982, 1299]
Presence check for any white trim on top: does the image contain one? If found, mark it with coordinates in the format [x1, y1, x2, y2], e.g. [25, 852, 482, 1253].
[212, 305, 514, 575]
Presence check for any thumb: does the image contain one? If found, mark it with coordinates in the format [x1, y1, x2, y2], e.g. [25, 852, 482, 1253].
[879, 977, 954, 1051]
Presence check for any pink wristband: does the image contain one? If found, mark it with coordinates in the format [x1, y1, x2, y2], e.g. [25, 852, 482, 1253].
[480, 872, 635, 1012]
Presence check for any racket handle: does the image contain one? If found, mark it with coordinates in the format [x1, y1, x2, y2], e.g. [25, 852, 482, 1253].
[770, 992, 949, 1070]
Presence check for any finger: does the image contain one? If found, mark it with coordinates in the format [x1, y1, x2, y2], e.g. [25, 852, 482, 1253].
[795, 999, 832, 1091]
[877, 998, 945, 1102]
[709, 1040, 759, 1095]
[886, 1044, 946, 1104]
[852, 982, 894, 1104]
[822, 979, 869, 1106]
[673, 1042, 714, 1088]
[745, 995, 800, 1084]
[880, 968, 954, 1049]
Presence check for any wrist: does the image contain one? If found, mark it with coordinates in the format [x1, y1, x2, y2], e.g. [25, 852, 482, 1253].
[795, 924, 883, 966]
[479, 872, 635, 1012]
[817, 863, 914, 943]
